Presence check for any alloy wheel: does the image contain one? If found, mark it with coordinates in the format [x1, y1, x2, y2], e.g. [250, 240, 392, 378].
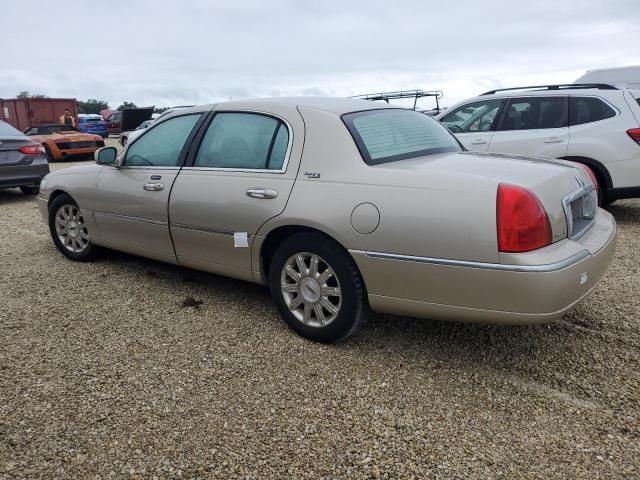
[54, 204, 89, 253]
[280, 252, 342, 328]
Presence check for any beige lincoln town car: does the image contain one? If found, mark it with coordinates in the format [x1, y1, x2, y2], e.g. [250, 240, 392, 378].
[37, 97, 617, 342]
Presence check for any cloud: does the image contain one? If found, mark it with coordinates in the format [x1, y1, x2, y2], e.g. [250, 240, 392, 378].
[2, 0, 639, 108]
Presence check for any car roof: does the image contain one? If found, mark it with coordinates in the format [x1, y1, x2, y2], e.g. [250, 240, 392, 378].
[226, 96, 396, 114]
[170, 97, 396, 117]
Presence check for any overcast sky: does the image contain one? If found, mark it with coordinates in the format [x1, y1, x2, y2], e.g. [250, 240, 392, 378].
[2, 0, 639, 109]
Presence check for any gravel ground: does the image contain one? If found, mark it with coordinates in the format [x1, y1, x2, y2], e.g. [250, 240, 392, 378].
[0, 157, 639, 479]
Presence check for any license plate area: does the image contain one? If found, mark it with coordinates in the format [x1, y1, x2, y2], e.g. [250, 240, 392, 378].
[563, 185, 597, 240]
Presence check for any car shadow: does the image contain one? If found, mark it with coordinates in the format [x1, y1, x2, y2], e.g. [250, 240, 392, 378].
[0, 188, 33, 205]
[95, 247, 567, 370]
[606, 198, 640, 224]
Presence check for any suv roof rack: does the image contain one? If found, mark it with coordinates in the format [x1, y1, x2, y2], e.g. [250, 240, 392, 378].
[350, 89, 443, 112]
[480, 83, 619, 96]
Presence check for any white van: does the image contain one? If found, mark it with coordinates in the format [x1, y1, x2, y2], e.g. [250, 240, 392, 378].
[576, 66, 640, 90]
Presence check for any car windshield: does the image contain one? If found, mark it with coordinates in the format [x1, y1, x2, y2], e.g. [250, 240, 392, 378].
[342, 109, 461, 165]
[46, 125, 76, 133]
[0, 120, 24, 136]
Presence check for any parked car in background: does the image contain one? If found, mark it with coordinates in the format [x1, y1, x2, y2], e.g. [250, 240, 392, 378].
[119, 119, 153, 146]
[576, 65, 640, 89]
[119, 106, 194, 146]
[25, 124, 105, 161]
[0, 120, 49, 195]
[78, 114, 108, 138]
[105, 107, 154, 136]
[105, 111, 122, 136]
[37, 98, 616, 342]
[438, 84, 640, 204]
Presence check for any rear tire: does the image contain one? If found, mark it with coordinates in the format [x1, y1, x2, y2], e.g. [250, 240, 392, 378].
[269, 232, 366, 343]
[43, 144, 54, 162]
[48, 194, 98, 262]
[20, 185, 39, 196]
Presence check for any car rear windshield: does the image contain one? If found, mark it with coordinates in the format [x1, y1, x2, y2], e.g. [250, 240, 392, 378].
[342, 109, 461, 165]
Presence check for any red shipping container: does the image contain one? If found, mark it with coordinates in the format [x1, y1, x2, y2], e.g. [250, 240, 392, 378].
[0, 98, 78, 131]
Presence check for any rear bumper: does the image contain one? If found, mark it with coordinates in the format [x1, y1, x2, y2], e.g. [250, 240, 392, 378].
[351, 209, 617, 325]
[50, 145, 100, 161]
[0, 160, 50, 188]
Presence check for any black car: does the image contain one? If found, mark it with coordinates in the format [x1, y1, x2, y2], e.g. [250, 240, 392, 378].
[0, 120, 49, 195]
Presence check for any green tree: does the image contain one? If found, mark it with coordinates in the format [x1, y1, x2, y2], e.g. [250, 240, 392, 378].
[154, 106, 170, 114]
[78, 99, 109, 115]
[117, 101, 138, 111]
[17, 91, 48, 99]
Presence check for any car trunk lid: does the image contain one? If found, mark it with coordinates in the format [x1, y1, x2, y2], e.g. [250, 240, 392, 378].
[0, 136, 39, 166]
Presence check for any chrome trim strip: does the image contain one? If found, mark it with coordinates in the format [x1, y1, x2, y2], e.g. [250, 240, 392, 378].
[94, 211, 168, 226]
[364, 249, 591, 272]
[171, 222, 238, 237]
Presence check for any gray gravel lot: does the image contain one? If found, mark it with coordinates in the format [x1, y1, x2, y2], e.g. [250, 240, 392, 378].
[1, 157, 639, 479]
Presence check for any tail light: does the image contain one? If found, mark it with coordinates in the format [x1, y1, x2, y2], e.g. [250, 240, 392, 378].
[497, 184, 552, 253]
[627, 128, 640, 145]
[19, 144, 46, 155]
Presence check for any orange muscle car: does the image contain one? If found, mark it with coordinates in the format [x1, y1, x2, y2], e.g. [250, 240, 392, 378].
[25, 124, 105, 161]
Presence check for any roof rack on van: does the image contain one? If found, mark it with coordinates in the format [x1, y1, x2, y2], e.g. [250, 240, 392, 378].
[480, 83, 619, 96]
[350, 89, 443, 113]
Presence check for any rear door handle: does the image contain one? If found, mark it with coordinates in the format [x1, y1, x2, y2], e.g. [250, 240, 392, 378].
[470, 139, 487, 145]
[246, 188, 278, 199]
[544, 137, 564, 144]
[143, 182, 164, 191]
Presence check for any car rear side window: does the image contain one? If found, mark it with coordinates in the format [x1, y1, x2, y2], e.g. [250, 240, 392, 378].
[343, 109, 461, 165]
[193, 112, 289, 170]
[123, 114, 200, 167]
[497, 97, 568, 131]
[569, 97, 616, 126]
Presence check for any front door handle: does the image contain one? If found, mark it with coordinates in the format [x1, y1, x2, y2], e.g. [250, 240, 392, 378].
[143, 182, 164, 191]
[470, 139, 487, 145]
[246, 187, 278, 199]
[544, 137, 564, 144]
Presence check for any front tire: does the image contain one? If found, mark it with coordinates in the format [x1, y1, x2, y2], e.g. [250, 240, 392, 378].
[48, 194, 98, 261]
[269, 232, 366, 343]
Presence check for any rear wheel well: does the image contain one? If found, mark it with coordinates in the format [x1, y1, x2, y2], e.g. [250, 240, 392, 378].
[559, 156, 613, 203]
[559, 156, 612, 189]
[260, 226, 358, 282]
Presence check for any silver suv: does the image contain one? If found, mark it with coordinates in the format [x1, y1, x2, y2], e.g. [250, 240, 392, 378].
[438, 84, 640, 204]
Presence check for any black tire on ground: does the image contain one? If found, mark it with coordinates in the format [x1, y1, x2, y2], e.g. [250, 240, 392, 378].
[48, 193, 99, 262]
[43, 144, 54, 162]
[20, 185, 39, 195]
[268, 232, 366, 343]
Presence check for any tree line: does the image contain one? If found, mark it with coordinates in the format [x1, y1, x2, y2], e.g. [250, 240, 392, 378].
[15, 92, 168, 114]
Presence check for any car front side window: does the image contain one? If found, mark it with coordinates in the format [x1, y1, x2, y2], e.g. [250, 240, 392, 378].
[123, 114, 200, 167]
[193, 112, 289, 170]
[440, 99, 504, 133]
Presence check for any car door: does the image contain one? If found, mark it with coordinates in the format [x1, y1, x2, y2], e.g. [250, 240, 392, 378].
[438, 98, 505, 151]
[169, 105, 304, 281]
[488, 96, 569, 158]
[92, 112, 204, 262]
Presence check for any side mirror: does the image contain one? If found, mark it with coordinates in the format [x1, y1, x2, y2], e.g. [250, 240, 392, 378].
[95, 147, 118, 165]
